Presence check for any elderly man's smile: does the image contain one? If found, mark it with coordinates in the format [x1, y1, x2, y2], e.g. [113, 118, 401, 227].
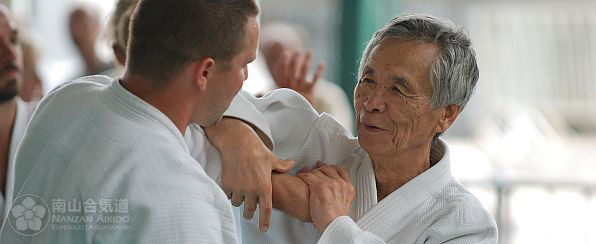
[359, 116, 392, 134]
[361, 122, 389, 133]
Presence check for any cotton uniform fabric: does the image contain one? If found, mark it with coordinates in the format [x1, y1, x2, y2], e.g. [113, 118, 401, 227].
[0, 76, 268, 243]
[200, 89, 498, 244]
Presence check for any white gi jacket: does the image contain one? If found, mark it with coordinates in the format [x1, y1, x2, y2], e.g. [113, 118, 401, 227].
[0, 76, 268, 243]
[199, 89, 498, 244]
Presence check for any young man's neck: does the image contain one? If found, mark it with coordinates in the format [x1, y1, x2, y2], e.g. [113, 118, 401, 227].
[120, 73, 193, 135]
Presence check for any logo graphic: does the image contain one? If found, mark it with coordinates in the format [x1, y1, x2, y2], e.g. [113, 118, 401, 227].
[8, 194, 49, 236]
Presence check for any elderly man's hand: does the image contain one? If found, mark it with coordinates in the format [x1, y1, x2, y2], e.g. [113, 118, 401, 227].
[297, 161, 355, 232]
[271, 49, 325, 106]
[204, 118, 295, 232]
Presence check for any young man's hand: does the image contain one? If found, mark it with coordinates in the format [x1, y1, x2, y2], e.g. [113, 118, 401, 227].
[204, 118, 294, 232]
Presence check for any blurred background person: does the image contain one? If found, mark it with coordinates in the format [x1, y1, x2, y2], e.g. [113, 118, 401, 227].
[258, 22, 353, 131]
[68, 5, 114, 77]
[18, 34, 43, 101]
[106, 0, 137, 77]
[0, 3, 37, 229]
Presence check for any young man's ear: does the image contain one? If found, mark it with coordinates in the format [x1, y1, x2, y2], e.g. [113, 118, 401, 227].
[112, 43, 126, 66]
[434, 104, 461, 134]
[194, 58, 216, 91]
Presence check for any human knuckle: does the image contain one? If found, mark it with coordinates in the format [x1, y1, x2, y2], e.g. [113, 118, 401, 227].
[347, 186, 356, 195]
[246, 205, 257, 212]
[260, 204, 273, 213]
[344, 181, 353, 189]
[243, 185, 255, 193]
[348, 184, 355, 192]
[332, 180, 342, 187]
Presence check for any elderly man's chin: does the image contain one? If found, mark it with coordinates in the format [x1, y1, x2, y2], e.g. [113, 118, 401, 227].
[357, 128, 394, 154]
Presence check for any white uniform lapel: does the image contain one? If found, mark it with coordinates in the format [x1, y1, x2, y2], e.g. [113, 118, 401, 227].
[353, 140, 452, 240]
[348, 150, 377, 222]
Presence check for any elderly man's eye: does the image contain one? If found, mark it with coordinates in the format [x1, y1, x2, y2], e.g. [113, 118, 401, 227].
[359, 78, 375, 85]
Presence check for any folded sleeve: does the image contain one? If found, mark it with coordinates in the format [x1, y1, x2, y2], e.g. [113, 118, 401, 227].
[318, 216, 385, 244]
[240, 88, 359, 173]
[223, 90, 275, 149]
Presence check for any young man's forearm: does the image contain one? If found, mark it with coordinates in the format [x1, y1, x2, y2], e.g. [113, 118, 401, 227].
[203, 117, 272, 150]
[204, 117, 311, 222]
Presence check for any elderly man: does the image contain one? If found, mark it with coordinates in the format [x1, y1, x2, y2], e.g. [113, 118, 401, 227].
[206, 14, 498, 243]
[1, 0, 264, 242]
[0, 4, 38, 228]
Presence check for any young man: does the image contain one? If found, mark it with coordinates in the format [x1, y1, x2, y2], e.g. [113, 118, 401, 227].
[1, 0, 261, 242]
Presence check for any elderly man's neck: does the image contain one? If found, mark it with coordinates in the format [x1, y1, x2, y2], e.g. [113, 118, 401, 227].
[120, 73, 193, 135]
[371, 141, 441, 201]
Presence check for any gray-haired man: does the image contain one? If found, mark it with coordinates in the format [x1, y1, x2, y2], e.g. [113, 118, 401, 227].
[207, 14, 498, 244]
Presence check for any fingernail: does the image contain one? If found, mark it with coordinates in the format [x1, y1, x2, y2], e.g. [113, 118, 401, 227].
[260, 226, 268, 232]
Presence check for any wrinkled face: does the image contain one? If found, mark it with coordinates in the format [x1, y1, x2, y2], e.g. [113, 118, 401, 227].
[0, 6, 21, 103]
[199, 16, 259, 126]
[355, 39, 444, 156]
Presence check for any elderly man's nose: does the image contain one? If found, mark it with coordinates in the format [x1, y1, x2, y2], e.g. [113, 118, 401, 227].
[364, 91, 386, 112]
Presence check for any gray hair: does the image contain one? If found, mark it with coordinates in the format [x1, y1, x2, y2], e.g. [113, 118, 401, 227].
[358, 14, 479, 110]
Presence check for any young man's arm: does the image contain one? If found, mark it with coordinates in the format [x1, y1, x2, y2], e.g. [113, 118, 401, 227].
[204, 89, 357, 230]
[203, 117, 295, 232]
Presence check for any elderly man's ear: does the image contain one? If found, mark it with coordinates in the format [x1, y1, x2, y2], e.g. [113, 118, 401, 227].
[434, 104, 461, 133]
